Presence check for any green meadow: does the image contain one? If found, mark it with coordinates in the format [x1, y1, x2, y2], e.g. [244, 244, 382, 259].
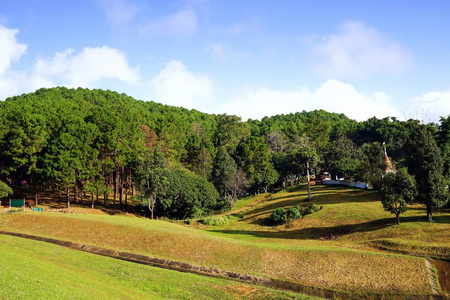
[1, 185, 448, 298]
[0, 234, 316, 300]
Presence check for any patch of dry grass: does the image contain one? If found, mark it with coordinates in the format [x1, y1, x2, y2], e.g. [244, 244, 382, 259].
[215, 185, 450, 259]
[0, 234, 307, 300]
[0, 211, 432, 295]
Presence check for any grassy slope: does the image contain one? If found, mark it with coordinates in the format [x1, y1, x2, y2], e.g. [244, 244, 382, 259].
[216, 185, 450, 258]
[0, 187, 436, 296]
[0, 234, 313, 300]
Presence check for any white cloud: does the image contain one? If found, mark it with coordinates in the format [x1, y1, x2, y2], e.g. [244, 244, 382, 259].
[140, 6, 198, 37]
[97, 0, 140, 25]
[219, 80, 402, 121]
[0, 72, 26, 100]
[314, 21, 412, 78]
[32, 46, 140, 88]
[0, 25, 27, 75]
[0, 44, 140, 100]
[410, 91, 450, 123]
[151, 60, 213, 110]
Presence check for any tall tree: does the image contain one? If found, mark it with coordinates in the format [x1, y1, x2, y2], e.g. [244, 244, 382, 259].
[265, 131, 287, 154]
[355, 142, 386, 189]
[161, 168, 219, 219]
[437, 116, 450, 178]
[212, 147, 237, 205]
[406, 125, 449, 221]
[236, 136, 278, 193]
[294, 135, 318, 200]
[325, 136, 362, 180]
[215, 114, 250, 154]
[380, 169, 416, 225]
[135, 148, 169, 219]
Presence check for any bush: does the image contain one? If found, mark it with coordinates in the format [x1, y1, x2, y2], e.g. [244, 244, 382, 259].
[298, 204, 321, 216]
[286, 207, 301, 222]
[269, 207, 286, 225]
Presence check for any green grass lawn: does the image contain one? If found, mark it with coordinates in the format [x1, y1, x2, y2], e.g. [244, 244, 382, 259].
[0, 234, 315, 300]
[213, 184, 450, 259]
[1, 184, 447, 296]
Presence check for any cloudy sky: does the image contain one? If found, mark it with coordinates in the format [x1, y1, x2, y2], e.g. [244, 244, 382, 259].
[1, 0, 449, 122]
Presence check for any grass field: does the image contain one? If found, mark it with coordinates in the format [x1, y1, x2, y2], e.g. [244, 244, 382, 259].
[212, 185, 450, 257]
[0, 234, 315, 300]
[0, 184, 448, 298]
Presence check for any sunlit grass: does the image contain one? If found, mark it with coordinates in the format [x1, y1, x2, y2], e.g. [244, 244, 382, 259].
[213, 184, 450, 259]
[0, 205, 432, 294]
[0, 234, 310, 300]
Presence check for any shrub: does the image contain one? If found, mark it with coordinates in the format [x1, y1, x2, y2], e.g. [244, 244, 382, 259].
[298, 204, 321, 215]
[286, 207, 301, 222]
[269, 207, 286, 225]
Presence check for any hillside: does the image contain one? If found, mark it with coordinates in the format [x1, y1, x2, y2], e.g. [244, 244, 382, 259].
[1, 185, 448, 298]
[1, 87, 449, 221]
[0, 234, 310, 300]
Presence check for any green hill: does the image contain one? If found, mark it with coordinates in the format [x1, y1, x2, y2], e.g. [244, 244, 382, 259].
[0, 234, 311, 300]
[1, 185, 448, 298]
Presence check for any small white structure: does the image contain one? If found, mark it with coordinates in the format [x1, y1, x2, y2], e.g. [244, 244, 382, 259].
[323, 180, 369, 189]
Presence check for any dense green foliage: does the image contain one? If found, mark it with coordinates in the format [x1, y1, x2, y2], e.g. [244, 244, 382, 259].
[269, 203, 321, 225]
[199, 214, 242, 226]
[286, 206, 302, 222]
[406, 125, 449, 221]
[0, 87, 449, 219]
[381, 169, 416, 225]
[0, 180, 13, 199]
[269, 207, 286, 225]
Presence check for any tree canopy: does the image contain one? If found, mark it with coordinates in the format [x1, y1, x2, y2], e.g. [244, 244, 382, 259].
[0, 87, 448, 219]
[381, 169, 416, 225]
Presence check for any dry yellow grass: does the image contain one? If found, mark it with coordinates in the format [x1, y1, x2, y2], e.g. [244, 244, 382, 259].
[219, 185, 450, 259]
[0, 211, 433, 295]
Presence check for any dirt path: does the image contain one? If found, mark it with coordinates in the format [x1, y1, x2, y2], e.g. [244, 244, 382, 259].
[425, 258, 441, 295]
[221, 194, 272, 217]
[2, 230, 438, 300]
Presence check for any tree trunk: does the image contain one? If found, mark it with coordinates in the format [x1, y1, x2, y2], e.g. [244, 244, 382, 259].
[91, 192, 94, 209]
[119, 186, 123, 208]
[66, 187, 70, 209]
[427, 205, 433, 222]
[34, 191, 39, 206]
[306, 160, 311, 200]
[124, 170, 130, 207]
[79, 188, 83, 207]
[315, 167, 318, 185]
[74, 183, 78, 204]
[396, 213, 400, 225]
[113, 170, 117, 205]
[149, 196, 155, 219]
[80, 188, 84, 206]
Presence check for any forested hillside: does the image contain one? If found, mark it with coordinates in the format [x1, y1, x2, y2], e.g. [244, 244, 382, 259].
[1, 87, 449, 218]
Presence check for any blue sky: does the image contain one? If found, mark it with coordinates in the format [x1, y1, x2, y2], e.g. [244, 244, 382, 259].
[1, 0, 449, 122]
